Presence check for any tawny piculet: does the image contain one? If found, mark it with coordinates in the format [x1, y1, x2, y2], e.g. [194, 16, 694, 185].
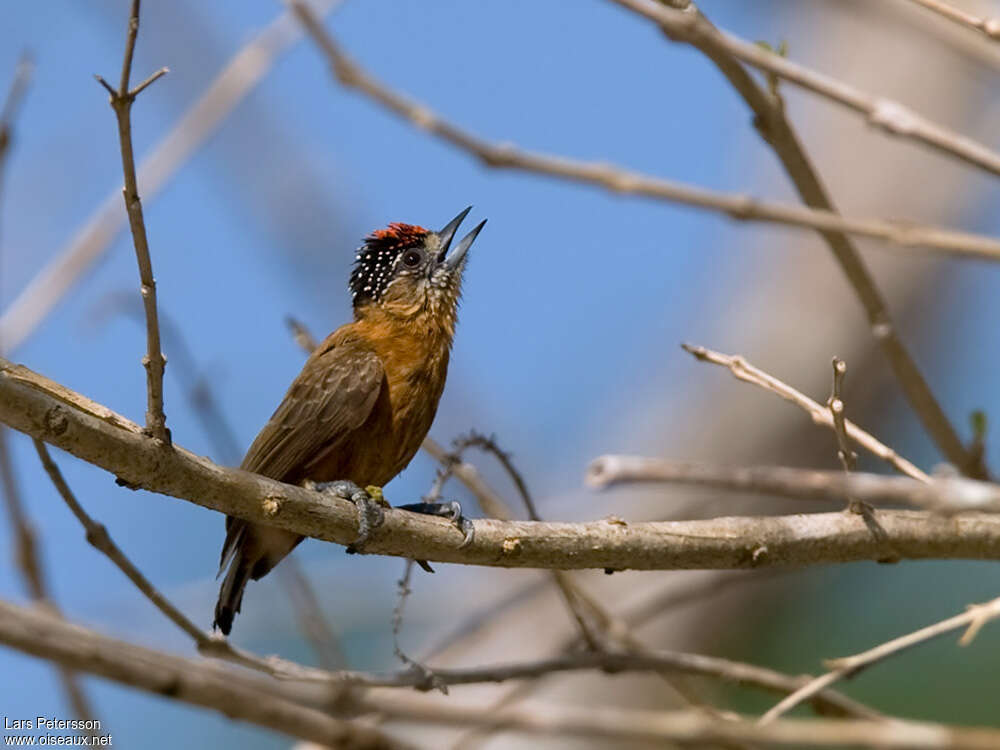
[214, 207, 485, 634]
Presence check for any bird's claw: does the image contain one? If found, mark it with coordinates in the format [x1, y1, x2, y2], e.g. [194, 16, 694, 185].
[397, 500, 475, 547]
[397, 500, 474, 575]
[307, 480, 386, 553]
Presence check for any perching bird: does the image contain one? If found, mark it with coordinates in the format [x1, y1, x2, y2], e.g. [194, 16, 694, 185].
[214, 207, 485, 635]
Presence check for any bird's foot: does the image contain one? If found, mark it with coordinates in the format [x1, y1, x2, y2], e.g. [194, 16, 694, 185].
[397, 500, 475, 573]
[306, 480, 388, 553]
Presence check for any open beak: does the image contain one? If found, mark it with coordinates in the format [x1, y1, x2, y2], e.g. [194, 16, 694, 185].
[437, 206, 486, 270]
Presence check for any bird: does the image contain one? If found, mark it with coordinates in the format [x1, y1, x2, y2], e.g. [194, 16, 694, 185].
[214, 207, 486, 635]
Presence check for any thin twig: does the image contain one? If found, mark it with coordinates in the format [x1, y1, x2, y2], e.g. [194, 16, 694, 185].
[100, 297, 346, 668]
[827, 358, 857, 476]
[824, 358, 897, 555]
[284, 0, 1000, 265]
[281, 559, 347, 669]
[390, 559, 444, 692]
[0, 430, 99, 732]
[443, 431, 604, 650]
[0, 1, 342, 353]
[34, 439, 202, 642]
[905, 0, 1000, 41]
[420, 436, 515, 519]
[758, 594, 1000, 724]
[350, 650, 879, 718]
[629, 0, 980, 477]
[616, 0, 1000, 177]
[95, 0, 170, 443]
[683, 344, 929, 482]
[30, 438, 347, 687]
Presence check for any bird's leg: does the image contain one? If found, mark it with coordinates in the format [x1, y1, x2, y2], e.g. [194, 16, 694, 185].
[396, 500, 475, 548]
[305, 480, 388, 553]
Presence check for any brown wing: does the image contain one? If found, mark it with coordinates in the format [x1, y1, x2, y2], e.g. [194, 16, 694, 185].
[240, 338, 385, 481]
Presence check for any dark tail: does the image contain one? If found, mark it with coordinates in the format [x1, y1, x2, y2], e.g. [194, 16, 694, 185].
[213, 518, 302, 635]
[214, 553, 252, 636]
[214, 518, 251, 636]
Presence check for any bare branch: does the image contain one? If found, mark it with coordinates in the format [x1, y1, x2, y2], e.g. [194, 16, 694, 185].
[823, 358, 895, 552]
[283, 0, 1000, 266]
[436, 432, 605, 650]
[337, 650, 879, 718]
[95, 0, 170, 442]
[759, 594, 1000, 724]
[355, 690, 1000, 749]
[0, 429, 98, 731]
[389, 559, 444, 692]
[621, 0, 979, 476]
[905, 0, 1000, 41]
[587, 457, 1000, 515]
[8, 598, 993, 749]
[421, 436, 516, 520]
[683, 344, 929, 482]
[281, 558, 347, 669]
[614, 0, 1000, 176]
[0, 1, 342, 353]
[827, 358, 857, 475]
[0, 599, 408, 749]
[8, 357, 1000, 573]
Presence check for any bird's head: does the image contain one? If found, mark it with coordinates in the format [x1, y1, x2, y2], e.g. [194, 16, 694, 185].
[349, 207, 485, 328]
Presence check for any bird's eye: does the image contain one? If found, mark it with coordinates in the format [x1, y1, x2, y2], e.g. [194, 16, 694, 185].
[402, 249, 423, 267]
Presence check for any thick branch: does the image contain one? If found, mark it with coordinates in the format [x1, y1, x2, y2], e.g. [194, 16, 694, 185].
[0, 600, 407, 750]
[4, 357, 1000, 570]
